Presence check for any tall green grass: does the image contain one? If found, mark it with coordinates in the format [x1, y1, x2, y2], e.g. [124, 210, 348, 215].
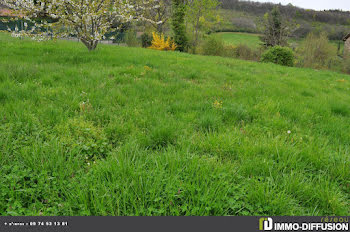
[0, 32, 349, 216]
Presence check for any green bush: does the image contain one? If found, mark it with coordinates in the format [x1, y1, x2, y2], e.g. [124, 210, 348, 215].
[231, 44, 261, 61]
[222, 45, 236, 58]
[200, 36, 225, 56]
[343, 57, 350, 74]
[327, 56, 343, 72]
[261, 46, 294, 67]
[141, 33, 153, 48]
[234, 44, 254, 60]
[200, 41, 262, 62]
[124, 29, 140, 47]
[296, 32, 337, 69]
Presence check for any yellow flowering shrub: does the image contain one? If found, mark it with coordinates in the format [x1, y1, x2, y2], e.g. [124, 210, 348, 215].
[149, 32, 177, 51]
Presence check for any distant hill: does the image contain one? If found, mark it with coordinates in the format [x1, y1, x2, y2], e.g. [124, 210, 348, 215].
[219, 0, 350, 25]
[217, 0, 350, 40]
[1, 1, 349, 40]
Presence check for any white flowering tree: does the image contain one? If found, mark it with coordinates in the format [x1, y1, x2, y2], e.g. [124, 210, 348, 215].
[0, 0, 160, 50]
[143, 0, 171, 33]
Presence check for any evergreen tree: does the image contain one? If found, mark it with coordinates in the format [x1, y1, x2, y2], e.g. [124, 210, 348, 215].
[171, 0, 188, 51]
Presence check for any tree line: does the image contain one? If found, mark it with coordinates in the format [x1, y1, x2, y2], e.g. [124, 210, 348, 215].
[1, 0, 349, 51]
[219, 0, 350, 26]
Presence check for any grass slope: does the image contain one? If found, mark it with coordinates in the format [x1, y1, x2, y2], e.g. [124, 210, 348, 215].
[0, 33, 349, 216]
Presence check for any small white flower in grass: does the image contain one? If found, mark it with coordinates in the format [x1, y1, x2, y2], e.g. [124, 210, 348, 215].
[87, 162, 90, 166]
[287, 130, 291, 134]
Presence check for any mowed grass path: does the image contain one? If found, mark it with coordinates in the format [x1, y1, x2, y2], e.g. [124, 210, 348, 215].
[0, 33, 349, 216]
[216, 32, 262, 48]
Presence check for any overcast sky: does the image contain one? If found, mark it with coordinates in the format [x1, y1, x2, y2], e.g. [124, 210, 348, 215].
[248, 0, 350, 11]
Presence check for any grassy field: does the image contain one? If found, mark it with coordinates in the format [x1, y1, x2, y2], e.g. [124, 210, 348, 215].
[0, 32, 349, 216]
[217, 32, 262, 48]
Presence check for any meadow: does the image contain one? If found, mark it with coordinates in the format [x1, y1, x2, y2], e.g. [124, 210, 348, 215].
[0, 32, 349, 216]
[216, 32, 262, 48]
[217, 32, 344, 54]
